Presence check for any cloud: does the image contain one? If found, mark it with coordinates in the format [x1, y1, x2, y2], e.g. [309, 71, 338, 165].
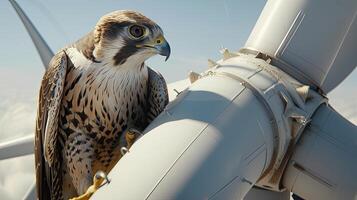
[0, 95, 37, 200]
[0, 156, 34, 200]
[0, 65, 42, 199]
[0, 97, 37, 141]
[328, 86, 357, 125]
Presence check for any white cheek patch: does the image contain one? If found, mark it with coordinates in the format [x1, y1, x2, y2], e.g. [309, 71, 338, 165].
[66, 47, 93, 69]
[95, 38, 126, 64]
[121, 50, 155, 68]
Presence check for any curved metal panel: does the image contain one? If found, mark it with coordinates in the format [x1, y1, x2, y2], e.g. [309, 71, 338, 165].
[283, 104, 357, 200]
[245, 0, 357, 93]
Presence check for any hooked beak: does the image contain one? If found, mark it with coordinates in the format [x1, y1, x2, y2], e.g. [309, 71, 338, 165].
[140, 35, 171, 61]
[157, 41, 171, 61]
[155, 36, 171, 61]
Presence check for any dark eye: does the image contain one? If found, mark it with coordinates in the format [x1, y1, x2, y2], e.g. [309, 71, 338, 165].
[129, 25, 145, 39]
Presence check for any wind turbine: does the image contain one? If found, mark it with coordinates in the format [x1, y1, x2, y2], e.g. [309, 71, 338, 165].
[1, 0, 356, 200]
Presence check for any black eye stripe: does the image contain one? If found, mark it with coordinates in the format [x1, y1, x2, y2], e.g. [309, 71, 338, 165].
[103, 22, 132, 39]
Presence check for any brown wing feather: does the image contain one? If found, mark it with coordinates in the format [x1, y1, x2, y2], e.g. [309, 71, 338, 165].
[35, 50, 68, 200]
[147, 67, 169, 123]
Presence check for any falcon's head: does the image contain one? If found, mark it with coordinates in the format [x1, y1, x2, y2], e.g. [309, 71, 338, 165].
[85, 10, 170, 67]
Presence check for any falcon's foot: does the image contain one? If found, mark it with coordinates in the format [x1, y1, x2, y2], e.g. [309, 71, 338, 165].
[125, 128, 143, 149]
[69, 171, 110, 200]
[121, 128, 143, 155]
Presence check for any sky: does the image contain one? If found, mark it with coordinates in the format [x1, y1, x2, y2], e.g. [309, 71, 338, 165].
[0, 0, 355, 199]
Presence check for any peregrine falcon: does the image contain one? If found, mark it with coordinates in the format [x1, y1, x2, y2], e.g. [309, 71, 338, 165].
[35, 10, 170, 200]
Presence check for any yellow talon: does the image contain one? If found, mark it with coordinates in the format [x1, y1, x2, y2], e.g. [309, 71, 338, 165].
[69, 171, 109, 200]
[125, 129, 141, 149]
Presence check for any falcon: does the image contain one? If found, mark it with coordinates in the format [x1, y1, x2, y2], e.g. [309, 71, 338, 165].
[35, 10, 170, 200]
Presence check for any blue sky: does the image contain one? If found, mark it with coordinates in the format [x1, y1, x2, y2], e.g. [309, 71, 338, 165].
[0, 1, 355, 199]
[0, 0, 266, 81]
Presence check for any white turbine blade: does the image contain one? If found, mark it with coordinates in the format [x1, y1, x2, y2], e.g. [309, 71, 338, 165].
[8, 0, 54, 69]
[244, 0, 357, 93]
[0, 135, 34, 160]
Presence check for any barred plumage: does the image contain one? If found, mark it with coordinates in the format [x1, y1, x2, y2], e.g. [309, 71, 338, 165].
[35, 10, 170, 200]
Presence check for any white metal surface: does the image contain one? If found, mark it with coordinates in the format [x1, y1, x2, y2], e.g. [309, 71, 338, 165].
[0, 135, 34, 160]
[244, 187, 291, 200]
[283, 104, 357, 200]
[93, 51, 327, 199]
[245, 0, 357, 93]
[93, 55, 281, 199]
[213, 53, 326, 191]
[167, 79, 190, 101]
